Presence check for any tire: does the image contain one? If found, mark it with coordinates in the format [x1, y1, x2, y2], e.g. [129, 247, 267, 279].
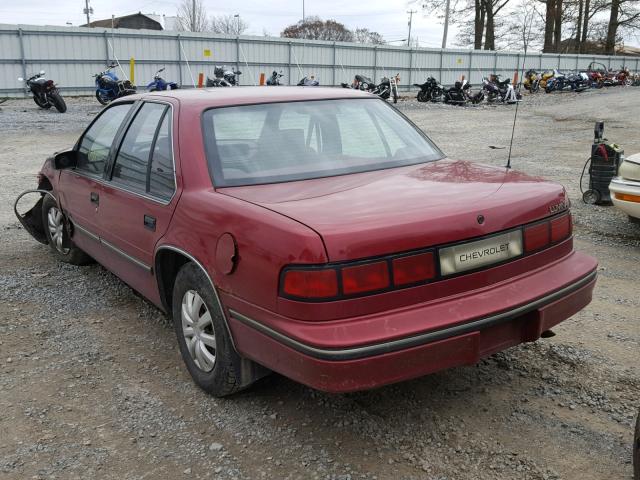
[49, 91, 67, 113]
[172, 262, 245, 397]
[531, 81, 539, 93]
[417, 91, 427, 102]
[41, 195, 92, 265]
[95, 90, 110, 105]
[393, 87, 398, 104]
[33, 94, 51, 109]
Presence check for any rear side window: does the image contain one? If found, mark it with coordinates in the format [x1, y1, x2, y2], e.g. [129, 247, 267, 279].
[112, 102, 167, 193]
[77, 103, 131, 175]
[148, 112, 175, 200]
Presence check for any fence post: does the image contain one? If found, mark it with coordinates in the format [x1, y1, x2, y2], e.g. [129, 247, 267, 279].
[468, 50, 473, 82]
[176, 34, 183, 87]
[539, 53, 542, 70]
[17, 28, 28, 96]
[575, 54, 579, 70]
[288, 41, 292, 86]
[332, 42, 336, 86]
[235, 35, 240, 79]
[557, 54, 561, 71]
[408, 48, 413, 91]
[373, 46, 378, 82]
[103, 30, 110, 64]
[494, 50, 498, 75]
[438, 48, 444, 83]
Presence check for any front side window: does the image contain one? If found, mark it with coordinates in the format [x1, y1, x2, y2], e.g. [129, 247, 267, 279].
[202, 98, 444, 187]
[77, 103, 131, 175]
[111, 102, 167, 194]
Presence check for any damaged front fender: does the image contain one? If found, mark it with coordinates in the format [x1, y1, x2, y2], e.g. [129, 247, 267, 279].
[13, 189, 57, 245]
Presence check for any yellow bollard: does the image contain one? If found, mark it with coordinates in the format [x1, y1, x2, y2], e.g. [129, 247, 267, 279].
[129, 57, 135, 85]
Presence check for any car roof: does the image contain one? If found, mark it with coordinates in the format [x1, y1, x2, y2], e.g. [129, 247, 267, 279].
[126, 86, 376, 109]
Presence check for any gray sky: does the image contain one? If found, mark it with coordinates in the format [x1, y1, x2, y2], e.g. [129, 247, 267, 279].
[3, 0, 639, 48]
[3, 0, 449, 48]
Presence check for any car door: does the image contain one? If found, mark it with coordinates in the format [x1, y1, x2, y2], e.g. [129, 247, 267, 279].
[58, 102, 133, 258]
[94, 100, 180, 303]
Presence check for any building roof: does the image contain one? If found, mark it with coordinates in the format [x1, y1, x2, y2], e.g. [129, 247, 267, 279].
[83, 13, 162, 30]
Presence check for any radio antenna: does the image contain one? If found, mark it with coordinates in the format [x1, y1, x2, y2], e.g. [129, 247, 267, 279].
[506, 8, 535, 169]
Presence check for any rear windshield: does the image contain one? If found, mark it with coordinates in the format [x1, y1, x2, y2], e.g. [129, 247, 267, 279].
[202, 98, 444, 187]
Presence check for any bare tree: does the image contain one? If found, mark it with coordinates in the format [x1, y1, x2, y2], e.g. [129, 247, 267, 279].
[605, 0, 640, 53]
[353, 28, 385, 44]
[211, 14, 249, 35]
[503, 0, 544, 51]
[281, 16, 354, 41]
[176, 0, 209, 32]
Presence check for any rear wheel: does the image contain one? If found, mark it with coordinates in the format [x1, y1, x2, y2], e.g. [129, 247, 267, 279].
[95, 91, 110, 105]
[416, 91, 427, 102]
[49, 91, 67, 113]
[41, 195, 92, 265]
[172, 262, 246, 397]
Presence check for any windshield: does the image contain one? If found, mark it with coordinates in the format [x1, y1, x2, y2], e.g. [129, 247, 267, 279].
[202, 98, 444, 187]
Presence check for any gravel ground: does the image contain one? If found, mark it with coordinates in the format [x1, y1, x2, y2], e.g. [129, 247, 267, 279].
[0, 88, 639, 480]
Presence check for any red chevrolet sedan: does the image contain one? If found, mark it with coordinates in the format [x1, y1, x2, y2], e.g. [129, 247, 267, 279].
[16, 87, 597, 396]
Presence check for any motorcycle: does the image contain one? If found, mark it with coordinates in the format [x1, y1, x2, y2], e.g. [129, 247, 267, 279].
[19, 70, 67, 113]
[523, 69, 540, 93]
[206, 66, 242, 87]
[443, 79, 483, 105]
[482, 75, 520, 103]
[297, 75, 319, 86]
[94, 64, 136, 105]
[585, 62, 606, 89]
[266, 71, 284, 86]
[414, 76, 443, 102]
[342, 73, 399, 103]
[147, 68, 179, 91]
[539, 69, 556, 90]
[545, 71, 588, 93]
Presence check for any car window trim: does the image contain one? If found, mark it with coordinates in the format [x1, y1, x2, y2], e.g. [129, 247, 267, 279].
[146, 107, 170, 194]
[105, 100, 177, 205]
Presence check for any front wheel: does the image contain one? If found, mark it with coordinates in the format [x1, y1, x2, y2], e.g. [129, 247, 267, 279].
[41, 195, 92, 265]
[95, 90, 110, 105]
[392, 85, 398, 104]
[172, 263, 250, 397]
[49, 91, 67, 113]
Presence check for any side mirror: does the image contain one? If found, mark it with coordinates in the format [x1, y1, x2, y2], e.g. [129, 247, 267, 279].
[18, 77, 24, 82]
[40, 70, 45, 75]
[53, 150, 78, 170]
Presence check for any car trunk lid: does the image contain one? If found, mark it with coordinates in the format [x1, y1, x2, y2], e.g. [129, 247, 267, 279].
[218, 159, 568, 262]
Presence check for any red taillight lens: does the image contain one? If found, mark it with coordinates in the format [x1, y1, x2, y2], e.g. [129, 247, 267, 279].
[550, 213, 572, 243]
[392, 252, 436, 286]
[341, 261, 390, 295]
[524, 222, 550, 253]
[282, 269, 338, 299]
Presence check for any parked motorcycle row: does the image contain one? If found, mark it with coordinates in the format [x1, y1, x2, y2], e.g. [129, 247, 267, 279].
[523, 63, 639, 93]
[413, 74, 520, 106]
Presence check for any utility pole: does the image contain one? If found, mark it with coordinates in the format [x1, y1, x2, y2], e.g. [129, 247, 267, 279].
[83, 0, 92, 25]
[407, 10, 416, 47]
[192, 0, 196, 31]
[303, 0, 305, 22]
[442, 0, 451, 48]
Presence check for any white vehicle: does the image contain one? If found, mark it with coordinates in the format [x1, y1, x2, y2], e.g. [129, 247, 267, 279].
[609, 152, 640, 223]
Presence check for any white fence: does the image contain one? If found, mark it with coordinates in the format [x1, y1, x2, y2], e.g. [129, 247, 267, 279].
[1, 23, 639, 95]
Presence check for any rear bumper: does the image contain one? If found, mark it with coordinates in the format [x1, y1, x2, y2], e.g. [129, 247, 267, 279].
[224, 251, 597, 393]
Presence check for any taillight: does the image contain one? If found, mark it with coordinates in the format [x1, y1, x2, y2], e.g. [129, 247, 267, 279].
[342, 261, 390, 295]
[550, 213, 572, 243]
[282, 268, 338, 299]
[524, 222, 550, 253]
[392, 252, 436, 286]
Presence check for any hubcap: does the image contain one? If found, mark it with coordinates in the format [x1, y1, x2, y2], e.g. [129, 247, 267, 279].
[47, 206, 69, 255]
[181, 290, 216, 372]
